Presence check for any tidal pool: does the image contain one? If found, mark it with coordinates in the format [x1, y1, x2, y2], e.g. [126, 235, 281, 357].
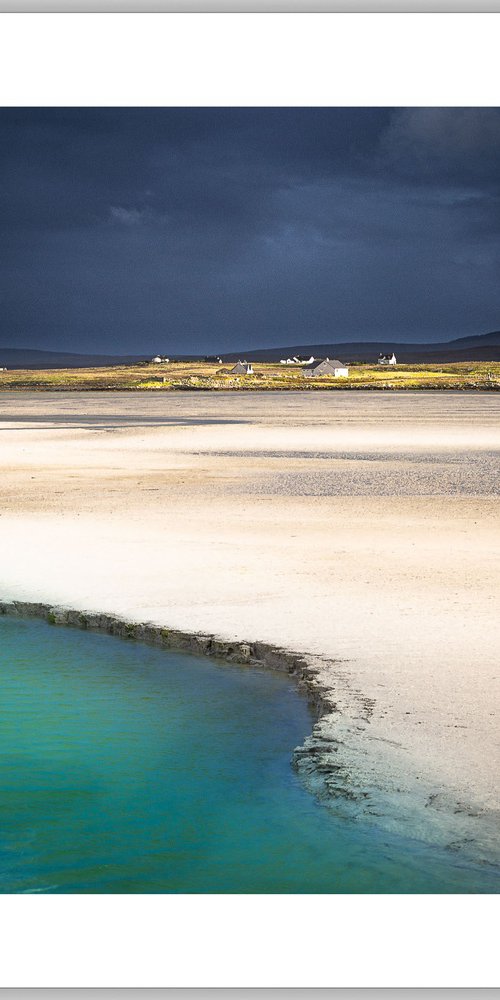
[0, 616, 498, 893]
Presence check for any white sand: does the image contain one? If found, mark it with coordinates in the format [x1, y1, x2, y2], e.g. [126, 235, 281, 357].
[0, 390, 499, 860]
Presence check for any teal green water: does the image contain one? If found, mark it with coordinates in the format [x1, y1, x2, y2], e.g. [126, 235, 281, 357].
[0, 616, 498, 894]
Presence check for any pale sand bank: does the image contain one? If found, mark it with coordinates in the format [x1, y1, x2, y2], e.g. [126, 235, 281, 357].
[0, 391, 499, 863]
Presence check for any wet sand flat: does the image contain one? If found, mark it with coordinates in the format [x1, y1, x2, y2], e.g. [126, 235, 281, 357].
[0, 390, 499, 860]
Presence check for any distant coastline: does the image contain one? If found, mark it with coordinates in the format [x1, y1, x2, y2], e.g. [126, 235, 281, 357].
[1, 359, 500, 392]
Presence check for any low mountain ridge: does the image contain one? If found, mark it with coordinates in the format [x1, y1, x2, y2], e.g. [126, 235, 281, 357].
[1, 331, 499, 369]
[230, 331, 500, 363]
[0, 348, 148, 370]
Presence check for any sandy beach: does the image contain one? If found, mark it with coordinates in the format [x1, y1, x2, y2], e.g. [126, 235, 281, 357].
[0, 390, 499, 863]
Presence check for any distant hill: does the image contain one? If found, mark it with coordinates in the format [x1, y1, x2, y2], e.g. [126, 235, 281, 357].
[0, 348, 148, 370]
[229, 330, 500, 363]
[1, 330, 500, 369]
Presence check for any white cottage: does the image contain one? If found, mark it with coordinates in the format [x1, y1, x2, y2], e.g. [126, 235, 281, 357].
[231, 361, 254, 375]
[303, 358, 349, 378]
[378, 353, 397, 366]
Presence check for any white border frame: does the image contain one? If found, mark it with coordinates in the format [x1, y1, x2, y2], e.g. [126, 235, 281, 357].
[0, 12, 499, 990]
[3, 895, 500, 987]
[0, 14, 500, 107]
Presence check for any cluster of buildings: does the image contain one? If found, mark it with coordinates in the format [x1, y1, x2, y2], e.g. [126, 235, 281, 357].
[150, 351, 398, 377]
[229, 358, 349, 377]
[228, 353, 397, 377]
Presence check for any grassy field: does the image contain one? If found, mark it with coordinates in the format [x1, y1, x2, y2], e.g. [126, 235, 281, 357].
[1, 360, 500, 392]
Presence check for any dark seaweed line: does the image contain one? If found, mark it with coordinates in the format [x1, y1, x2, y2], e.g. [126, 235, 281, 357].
[0, 597, 336, 741]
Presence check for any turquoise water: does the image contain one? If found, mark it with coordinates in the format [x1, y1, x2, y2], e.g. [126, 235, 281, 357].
[0, 616, 498, 894]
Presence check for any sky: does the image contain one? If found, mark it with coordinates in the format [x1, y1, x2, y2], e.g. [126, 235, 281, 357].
[1, 107, 500, 356]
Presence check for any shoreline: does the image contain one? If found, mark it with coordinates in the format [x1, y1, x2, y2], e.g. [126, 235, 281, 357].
[1, 384, 500, 393]
[2, 597, 499, 872]
[0, 595, 335, 725]
[1, 391, 498, 874]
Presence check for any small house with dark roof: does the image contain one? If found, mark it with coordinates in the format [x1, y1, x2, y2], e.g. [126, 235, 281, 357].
[378, 353, 397, 366]
[230, 361, 254, 375]
[303, 358, 349, 378]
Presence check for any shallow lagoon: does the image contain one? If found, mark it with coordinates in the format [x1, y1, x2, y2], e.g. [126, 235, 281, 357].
[0, 616, 498, 894]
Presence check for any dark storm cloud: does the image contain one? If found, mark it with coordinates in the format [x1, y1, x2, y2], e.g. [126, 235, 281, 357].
[1, 107, 500, 354]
